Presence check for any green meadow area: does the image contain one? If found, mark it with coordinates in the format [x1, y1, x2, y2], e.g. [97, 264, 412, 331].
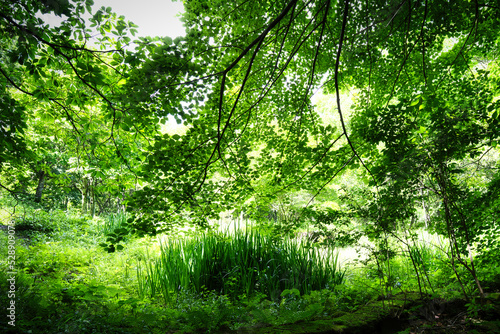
[1, 0, 500, 333]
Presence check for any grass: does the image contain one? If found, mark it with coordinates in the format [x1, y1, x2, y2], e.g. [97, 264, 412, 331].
[98, 211, 128, 235]
[137, 228, 345, 303]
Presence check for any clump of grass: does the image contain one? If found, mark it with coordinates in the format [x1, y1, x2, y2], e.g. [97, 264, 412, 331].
[100, 211, 128, 235]
[137, 228, 345, 303]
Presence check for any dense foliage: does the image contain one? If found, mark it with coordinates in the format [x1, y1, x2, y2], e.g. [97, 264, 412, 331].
[2, 0, 499, 229]
[1, 0, 500, 332]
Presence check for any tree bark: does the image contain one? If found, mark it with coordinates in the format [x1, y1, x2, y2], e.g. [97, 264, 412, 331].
[81, 179, 88, 214]
[34, 170, 46, 203]
[90, 179, 95, 218]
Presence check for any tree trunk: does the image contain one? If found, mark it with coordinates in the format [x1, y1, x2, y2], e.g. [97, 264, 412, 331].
[81, 179, 88, 214]
[90, 179, 95, 218]
[34, 170, 46, 203]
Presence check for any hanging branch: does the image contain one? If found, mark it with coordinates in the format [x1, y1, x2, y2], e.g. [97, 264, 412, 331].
[333, 0, 377, 187]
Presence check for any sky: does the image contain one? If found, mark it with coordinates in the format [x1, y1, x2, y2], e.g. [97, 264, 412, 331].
[91, 0, 185, 38]
[39, 0, 186, 39]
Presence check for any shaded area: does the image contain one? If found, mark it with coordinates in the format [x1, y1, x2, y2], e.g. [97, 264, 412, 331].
[233, 293, 500, 334]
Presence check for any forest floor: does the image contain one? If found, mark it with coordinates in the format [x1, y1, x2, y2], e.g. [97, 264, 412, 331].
[232, 293, 500, 334]
[1, 215, 500, 334]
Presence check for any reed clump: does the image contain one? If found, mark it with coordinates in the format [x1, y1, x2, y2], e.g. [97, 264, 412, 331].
[137, 229, 345, 303]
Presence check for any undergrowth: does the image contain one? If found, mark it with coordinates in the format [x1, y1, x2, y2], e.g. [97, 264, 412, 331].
[0, 205, 498, 333]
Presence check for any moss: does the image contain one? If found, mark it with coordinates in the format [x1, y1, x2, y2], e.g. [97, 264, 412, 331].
[234, 292, 423, 334]
[246, 320, 341, 333]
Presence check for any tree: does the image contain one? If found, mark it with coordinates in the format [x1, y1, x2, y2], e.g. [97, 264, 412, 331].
[124, 0, 500, 234]
[0, 0, 153, 208]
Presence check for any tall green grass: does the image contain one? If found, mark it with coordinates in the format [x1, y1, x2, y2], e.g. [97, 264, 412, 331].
[137, 229, 345, 303]
[100, 211, 127, 235]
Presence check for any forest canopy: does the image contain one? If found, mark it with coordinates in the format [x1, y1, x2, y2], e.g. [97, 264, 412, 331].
[1, 0, 499, 260]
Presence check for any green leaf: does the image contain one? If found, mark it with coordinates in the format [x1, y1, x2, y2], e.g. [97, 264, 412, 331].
[410, 99, 420, 107]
